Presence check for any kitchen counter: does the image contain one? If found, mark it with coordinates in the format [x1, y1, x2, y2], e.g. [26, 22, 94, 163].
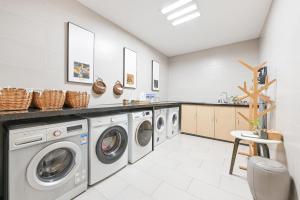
[0, 102, 180, 121]
[179, 101, 249, 107]
[0, 101, 249, 122]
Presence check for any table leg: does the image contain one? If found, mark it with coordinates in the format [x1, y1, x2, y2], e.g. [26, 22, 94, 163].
[260, 143, 270, 158]
[257, 143, 262, 156]
[229, 138, 241, 174]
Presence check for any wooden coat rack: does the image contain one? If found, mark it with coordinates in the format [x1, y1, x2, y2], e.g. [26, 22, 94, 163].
[237, 60, 276, 156]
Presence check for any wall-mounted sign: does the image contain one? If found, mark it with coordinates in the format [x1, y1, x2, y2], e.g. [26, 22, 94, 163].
[67, 22, 94, 84]
[123, 48, 137, 89]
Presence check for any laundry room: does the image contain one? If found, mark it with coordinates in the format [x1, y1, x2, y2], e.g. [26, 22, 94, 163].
[0, 0, 299, 200]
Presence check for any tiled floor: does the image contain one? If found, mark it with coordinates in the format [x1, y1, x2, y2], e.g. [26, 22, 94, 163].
[75, 134, 253, 200]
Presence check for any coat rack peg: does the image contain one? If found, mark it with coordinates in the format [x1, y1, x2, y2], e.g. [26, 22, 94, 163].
[239, 60, 255, 71]
[256, 61, 267, 71]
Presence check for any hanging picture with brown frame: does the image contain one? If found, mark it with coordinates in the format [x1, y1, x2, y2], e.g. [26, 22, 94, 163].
[123, 47, 137, 89]
[152, 60, 159, 91]
[67, 22, 94, 84]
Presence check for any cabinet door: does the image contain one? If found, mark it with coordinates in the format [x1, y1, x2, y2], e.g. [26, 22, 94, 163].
[214, 107, 236, 142]
[196, 106, 215, 138]
[181, 105, 197, 134]
[236, 107, 250, 130]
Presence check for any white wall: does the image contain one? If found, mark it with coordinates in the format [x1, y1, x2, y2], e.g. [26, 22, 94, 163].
[259, 0, 300, 198]
[0, 0, 169, 105]
[0, 0, 169, 196]
[167, 39, 259, 102]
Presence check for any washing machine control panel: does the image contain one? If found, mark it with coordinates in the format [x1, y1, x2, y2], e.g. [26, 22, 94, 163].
[144, 111, 151, 116]
[47, 124, 85, 141]
[53, 130, 63, 137]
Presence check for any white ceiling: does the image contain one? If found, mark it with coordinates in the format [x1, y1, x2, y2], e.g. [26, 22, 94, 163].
[78, 0, 272, 57]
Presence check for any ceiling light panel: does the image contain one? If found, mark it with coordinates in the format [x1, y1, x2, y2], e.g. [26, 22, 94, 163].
[172, 11, 200, 26]
[161, 0, 192, 14]
[161, 0, 200, 26]
[167, 4, 197, 21]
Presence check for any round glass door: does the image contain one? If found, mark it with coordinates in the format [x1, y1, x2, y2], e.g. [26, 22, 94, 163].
[96, 126, 128, 164]
[37, 148, 75, 182]
[27, 141, 82, 190]
[36, 148, 75, 182]
[136, 120, 152, 147]
[156, 116, 165, 131]
[172, 113, 178, 126]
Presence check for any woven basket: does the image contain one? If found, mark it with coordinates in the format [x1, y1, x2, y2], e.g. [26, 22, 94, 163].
[32, 90, 66, 110]
[65, 91, 90, 108]
[0, 88, 33, 111]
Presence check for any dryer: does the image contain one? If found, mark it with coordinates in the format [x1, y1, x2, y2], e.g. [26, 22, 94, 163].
[154, 109, 167, 147]
[5, 116, 88, 200]
[167, 107, 180, 138]
[88, 114, 128, 185]
[128, 111, 153, 163]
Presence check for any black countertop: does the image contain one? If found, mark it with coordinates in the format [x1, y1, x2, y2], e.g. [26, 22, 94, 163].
[179, 101, 249, 107]
[0, 101, 248, 122]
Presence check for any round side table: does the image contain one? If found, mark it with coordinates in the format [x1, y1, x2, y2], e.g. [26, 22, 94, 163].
[229, 130, 282, 174]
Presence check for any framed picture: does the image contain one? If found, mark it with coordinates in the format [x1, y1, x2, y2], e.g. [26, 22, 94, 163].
[67, 22, 94, 84]
[123, 48, 137, 88]
[152, 60, 159, 91]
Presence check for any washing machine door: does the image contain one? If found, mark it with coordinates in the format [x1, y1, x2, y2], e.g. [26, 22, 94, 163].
[136, 120, 152, 147]
[96, 126, 128, 164]
[171, 112, 179, 127]
[27, 141, 82, 190]
[156, 116, 165, 132]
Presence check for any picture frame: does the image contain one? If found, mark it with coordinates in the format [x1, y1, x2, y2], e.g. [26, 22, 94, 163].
[152, 60, 160, 91]
[123, 47, 137, 89]
[67, 22, 94, 84]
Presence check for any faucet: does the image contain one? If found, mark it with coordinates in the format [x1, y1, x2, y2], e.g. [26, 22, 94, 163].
[218, 92, 228, 103]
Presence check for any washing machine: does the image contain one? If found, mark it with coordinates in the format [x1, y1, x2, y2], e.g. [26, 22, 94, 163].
[128, 111, 153, 163]
[5, 116, 88, 200]
[88, 114, 128, 185]
[154, 108, 167, 147]
[167, 107, 180, 138]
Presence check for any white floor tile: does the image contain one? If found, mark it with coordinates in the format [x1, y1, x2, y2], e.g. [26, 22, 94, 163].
[112, 185, 154, 200]
[130, 155, 156, 172]
[152, 182, 199, 200]
[177, 164, 221, 187]
[73, 187, 108, 200]
[188, 179, 248, 200]
[147, 164, 193, 190]
[220, 175, 253, 199]
[76, 134, 252, 200]
[93, 175, 128, 199]
[117, 167, 163, 195]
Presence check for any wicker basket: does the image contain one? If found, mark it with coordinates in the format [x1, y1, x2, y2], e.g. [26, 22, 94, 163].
[0, 88, 33, 111]
[32, 90, 66, 110]
[65, 91, 90, 108]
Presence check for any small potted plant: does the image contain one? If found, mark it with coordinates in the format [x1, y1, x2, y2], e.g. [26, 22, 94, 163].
[250, 118, 268, 139]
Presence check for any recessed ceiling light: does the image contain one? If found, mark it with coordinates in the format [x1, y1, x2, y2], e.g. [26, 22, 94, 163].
[167, 4, 197, 21]
[172, 11, 200, 26]
[161, 0, 193, 14]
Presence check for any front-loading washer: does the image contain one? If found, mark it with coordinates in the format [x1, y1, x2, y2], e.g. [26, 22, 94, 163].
[154, 109, 167, 147]
[5, 116, 88, 200]
[167, 107, 180, 138]
[88, 114, 128, 185]
[128, 110, 153, 163]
